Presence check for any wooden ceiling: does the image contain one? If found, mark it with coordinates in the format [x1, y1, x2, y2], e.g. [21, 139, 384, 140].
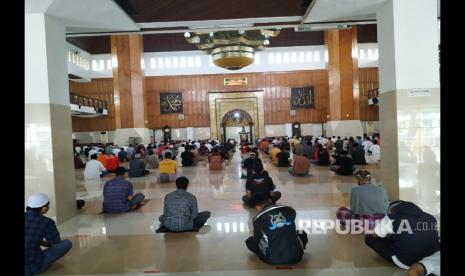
[65, 0, 377, 54]
[66, 25, 377, 54]
[114, 0, 311, 22]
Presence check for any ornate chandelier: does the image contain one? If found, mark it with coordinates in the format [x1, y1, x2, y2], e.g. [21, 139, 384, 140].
[185, 29, 280, 70]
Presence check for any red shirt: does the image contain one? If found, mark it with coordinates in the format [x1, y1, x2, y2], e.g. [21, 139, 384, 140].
[105, 155, 119, 171]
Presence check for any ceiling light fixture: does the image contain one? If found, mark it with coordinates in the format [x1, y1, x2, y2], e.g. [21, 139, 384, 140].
[185, 29, 280, 70]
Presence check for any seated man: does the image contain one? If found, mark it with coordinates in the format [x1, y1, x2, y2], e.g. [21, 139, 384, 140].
[336, 170, 388, 229]
[288, 153, 310, 176]
[144, 149, 159, 169]
[158, 177, 211, 232]
[276, 148, 291, 167]
[242, 163, 281, 207]
[350, 143, 367, 165]
[84, 153, 107, 180]
[105, 154, 120, 173]
[408, 250, 440, 276]
[269, 144, 281, 164]
[312, 144, 331, 166]
[159, 152, 178, 182]
[128, 154, 149, 177]
[118, 148, 128, 162]
[243, 152, 262, 177]
[330, 150, 355, 175]
[245, 194, 308, 265]
[208, 148, 223, 170]
[103, 167, 145, 213]
[25, 193, 72, 275]
[181, 145, 196, 166]
[365, 201, 440, 269]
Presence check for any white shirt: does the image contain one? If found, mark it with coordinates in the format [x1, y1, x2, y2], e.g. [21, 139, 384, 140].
[205, 143, 212, 151]
[178, 146, 185, 154]
[371, 144, 381, 161]
[74, 146, 81, 153]
[112, 148, 120, 155]
[362, 140, 373, 152]
[418, 251, 440, 276]
[194, 142, 201, 149]
[84, 160, 106, 180]
[88, 149, 97, 158]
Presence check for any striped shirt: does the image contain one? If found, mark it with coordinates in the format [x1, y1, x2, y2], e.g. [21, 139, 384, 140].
[163, 189, 198, 231]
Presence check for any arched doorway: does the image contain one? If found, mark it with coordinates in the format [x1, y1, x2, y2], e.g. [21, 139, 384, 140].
[221, 109, 254, 144]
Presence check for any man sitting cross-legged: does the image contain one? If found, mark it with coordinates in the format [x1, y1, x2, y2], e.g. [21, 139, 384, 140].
[242, 162, 281, 207]
[159, 151, 178, 182]
[158, 177, 211, 232]
[330, 150, 355, 175]
[336, 170, 388, 229]
[288, 152, 310, 176]
[245, 194, 308, 265]
[103, 167, 145, 213]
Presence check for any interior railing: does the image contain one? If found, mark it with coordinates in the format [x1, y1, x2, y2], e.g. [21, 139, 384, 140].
[70, 92, 107, 112]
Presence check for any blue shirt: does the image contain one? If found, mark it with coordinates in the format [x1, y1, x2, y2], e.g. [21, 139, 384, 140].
[163, 189, 198, 231]
[25, 210, 61, 275]
[103, 176, 134, 213]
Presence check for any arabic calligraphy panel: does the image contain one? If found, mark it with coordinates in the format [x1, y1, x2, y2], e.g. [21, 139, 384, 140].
[160, 92, 183, 114]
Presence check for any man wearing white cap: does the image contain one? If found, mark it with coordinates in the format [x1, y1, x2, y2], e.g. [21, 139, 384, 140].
[128, 153, 149, 177]
[25, 193, 72, 275]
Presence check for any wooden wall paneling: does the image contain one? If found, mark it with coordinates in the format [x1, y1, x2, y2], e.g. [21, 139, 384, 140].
[70, 78, 116, 131]
[358, 67, 379, 121]
[74, 70, 331, 131]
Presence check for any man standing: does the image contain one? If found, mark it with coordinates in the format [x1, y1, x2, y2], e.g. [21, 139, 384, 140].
[25, 193, 72, 275]
[103, 167, 145, 213]
[245, 194, 308, 265]
[158, 177, 210, 232]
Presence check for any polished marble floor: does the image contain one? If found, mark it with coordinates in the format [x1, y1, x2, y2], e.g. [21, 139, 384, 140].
[43, 150, 411, 276]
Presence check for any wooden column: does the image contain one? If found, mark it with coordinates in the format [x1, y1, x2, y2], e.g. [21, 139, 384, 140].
[111, 35, 147, 129]
[325, 27, 359, 121]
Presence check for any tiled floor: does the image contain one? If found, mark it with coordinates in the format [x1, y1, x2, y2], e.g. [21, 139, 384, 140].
[44, 150, 408, 275]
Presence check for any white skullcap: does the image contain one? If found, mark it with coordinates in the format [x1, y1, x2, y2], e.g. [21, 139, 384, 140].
[27, 192, 49, 208]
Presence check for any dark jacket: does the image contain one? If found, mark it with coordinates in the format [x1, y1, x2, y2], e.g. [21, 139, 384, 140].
[277, 151, 290, 167]
[251, 205, 304, 264]
[351, 147, 367, 165]
[281, 140, 290, 151]
[243, 156, 261, 171]
[181, 151, 195, 166]
[246, 172, 275, 198]
[317, 149, 331, 165]
[336, 156, 354, 175]
[128, 158, 145, 177]
[388, 201, 440, 265]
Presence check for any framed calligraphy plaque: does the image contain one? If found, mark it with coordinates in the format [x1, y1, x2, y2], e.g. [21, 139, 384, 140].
[160, 92, 183, 114]
[290, 87, 314, 109]
[224, 77, 247, 86]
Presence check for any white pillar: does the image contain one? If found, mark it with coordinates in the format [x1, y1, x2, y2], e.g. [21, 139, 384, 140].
[186, 127, 194, 141]
[377, 0, 440, 216]
[25, 13, 77, 223]
[284, 123, 293, 138]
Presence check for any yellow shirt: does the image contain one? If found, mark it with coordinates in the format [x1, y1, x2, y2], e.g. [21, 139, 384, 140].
[159, 159, 177, 174]
[270, 147, 281, 162]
